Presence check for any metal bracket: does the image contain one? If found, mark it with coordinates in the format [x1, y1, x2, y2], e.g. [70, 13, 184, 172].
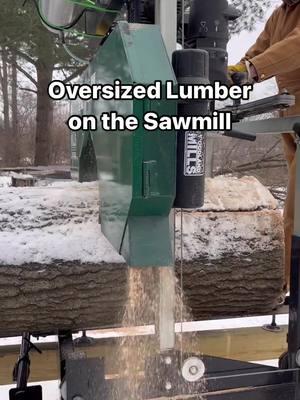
[9, 386, 42, 400]
[10, 333, 43, 400]
[232, 116, 300, 135]
[59, 331, 107, 400]
[220, 93, 295, 122]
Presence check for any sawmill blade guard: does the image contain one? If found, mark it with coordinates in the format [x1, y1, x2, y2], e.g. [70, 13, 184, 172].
[71, 22, 177, 267]
[69, 0, 246, 266]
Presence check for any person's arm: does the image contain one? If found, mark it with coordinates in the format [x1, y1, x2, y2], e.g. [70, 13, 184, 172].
[228, 10, 277, 83]
[250, 25, 300, 81]
[241, 10, 276, 62]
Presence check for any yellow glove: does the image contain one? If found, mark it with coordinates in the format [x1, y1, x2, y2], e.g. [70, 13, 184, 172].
[227, 64, 249, 86]
[228, 64, 247, 74]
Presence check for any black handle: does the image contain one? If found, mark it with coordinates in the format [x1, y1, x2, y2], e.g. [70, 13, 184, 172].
[293, 123, 300, 136]
[231, 72, 248, 86]
[223, 129, 256, 142]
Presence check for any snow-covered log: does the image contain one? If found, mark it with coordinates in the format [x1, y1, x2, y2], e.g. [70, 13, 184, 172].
[0, 176, 284, 337]
[177, 176, 285, 319]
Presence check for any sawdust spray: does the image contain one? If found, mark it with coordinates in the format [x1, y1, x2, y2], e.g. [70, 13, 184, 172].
[111, 267, 206, 399]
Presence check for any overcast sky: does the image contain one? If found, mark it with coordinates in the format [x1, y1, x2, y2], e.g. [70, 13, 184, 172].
[228, 0, 282, 63]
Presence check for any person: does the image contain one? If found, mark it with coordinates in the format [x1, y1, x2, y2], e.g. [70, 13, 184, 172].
[228, 0, 300, 289]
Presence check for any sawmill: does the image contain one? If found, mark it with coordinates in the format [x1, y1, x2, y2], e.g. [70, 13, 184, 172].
[2, 0, 300, 399]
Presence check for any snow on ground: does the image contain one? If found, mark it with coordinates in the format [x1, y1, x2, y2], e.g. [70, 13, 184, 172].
[0, 381, 60, 400]
[0, 176, 12, 188]
[10, 172, 34, 180]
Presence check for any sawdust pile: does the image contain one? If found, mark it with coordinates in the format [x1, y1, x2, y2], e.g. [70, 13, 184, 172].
[112, 267, 206, 400]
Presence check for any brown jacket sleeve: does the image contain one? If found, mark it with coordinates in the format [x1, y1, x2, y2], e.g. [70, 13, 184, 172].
[240, 10, 276, 64]
[250, 26, 300, 81]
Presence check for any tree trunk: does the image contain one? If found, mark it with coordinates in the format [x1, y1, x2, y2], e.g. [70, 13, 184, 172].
[0, 47, 11, 167]
[0, 48, 10, 135]
[34, 60, 54, 166]
[7, 51, 20, 166]
[0, 48, 14, 166]
[0, 176, 285, 338]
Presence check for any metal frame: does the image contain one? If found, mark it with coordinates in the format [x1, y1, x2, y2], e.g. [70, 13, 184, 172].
[58, 331, 106, 400]
[233, 116, 300, 135]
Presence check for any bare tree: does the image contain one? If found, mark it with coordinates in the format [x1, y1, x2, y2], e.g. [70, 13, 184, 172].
[0, 47, 10, 135]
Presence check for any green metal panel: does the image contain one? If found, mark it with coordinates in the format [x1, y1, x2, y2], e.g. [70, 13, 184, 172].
[76, 22, 177, 267]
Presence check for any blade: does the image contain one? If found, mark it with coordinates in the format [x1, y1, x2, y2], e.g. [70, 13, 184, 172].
[159, 267, 175, 352]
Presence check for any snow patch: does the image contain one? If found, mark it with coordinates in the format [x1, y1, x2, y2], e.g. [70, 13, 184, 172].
[10, 172, 34, 180]
[0, 177, 279, 265]
[0, 176, 11, 188]
[203, 176, 278, 211]
[176, 209, 282, 260]
[0, 181, 124, 265]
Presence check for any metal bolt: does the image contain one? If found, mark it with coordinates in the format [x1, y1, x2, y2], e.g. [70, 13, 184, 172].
[182, 357, 205, 382]
[189, 365, 199, 375]
[165, 356, 172, 365]
[262, 315, 282, 333]
[165, 381, 172, 391]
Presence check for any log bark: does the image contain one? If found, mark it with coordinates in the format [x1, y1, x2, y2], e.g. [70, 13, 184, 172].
[0, 176, 285, 337]
[0, 262, 128, 337]
[177, 210, 284, 319]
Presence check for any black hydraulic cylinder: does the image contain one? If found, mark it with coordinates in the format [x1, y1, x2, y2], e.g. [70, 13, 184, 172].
[187, 0, 240, 84]
[172, 49, 210, 209]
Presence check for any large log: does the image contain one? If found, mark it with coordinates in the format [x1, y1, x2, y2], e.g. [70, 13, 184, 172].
[177, 176, 285, 318]
[0, 176, 285, 337]
[178, 210, 284, 318]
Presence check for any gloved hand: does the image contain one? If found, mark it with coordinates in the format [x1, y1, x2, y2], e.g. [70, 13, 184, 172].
[228, 62, 258, 85]
[227, 63, 249, 85]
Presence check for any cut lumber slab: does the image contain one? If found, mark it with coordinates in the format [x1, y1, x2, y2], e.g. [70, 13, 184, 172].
[0, 176, 285, 337]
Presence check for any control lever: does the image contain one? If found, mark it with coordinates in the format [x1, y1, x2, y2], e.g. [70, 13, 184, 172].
[231, 72, 246, 107]
[225, 72, 295, 122]
[223, 129, 256, 142]
[225, 73, 256, 141]
[231, 72, 248, 107]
